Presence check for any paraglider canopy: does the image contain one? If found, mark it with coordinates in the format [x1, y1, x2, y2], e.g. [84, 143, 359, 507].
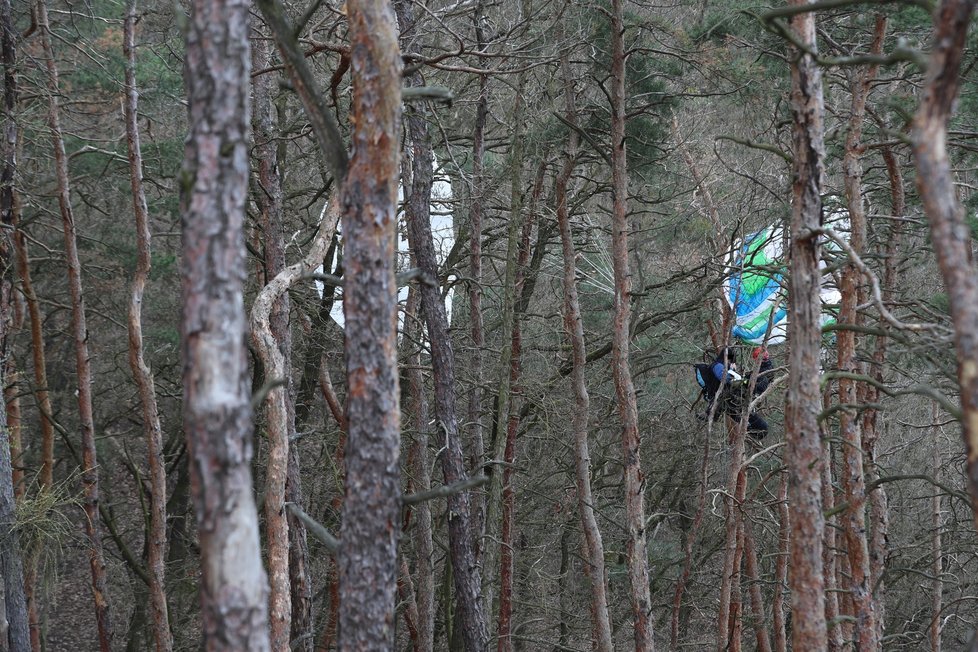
[722, 210, 848, 346]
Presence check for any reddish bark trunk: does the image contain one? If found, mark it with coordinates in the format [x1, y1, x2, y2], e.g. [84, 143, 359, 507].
[772, 471, 788, 652]
[36, 1, 114, 647]
[836, 19, 885, 650]
[336, 0, 403, 646]
[785, 1, 828, 648]
[743, 525, 772, 652]
[610, 0, 654, 647]
[497, 200, 534, 652]
[181, 0, 270, 646]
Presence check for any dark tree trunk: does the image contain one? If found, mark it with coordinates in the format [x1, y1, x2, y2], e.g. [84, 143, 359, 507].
[336, 0, 403, 646]
[397, 2, 488, 648]
[181, 0, 270, 647]
[785, 1, 828, 648]
[0, 4, 28, 649]
[467, 0, 490, 549]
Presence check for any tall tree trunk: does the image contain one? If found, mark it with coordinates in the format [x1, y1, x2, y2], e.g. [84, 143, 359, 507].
[743, 524, 771, 652]
[861, 144, 902, 645]
[820, 406, 843, 651]
[122, 4, 171, 649]
[0, 5, 28, 650]
[467, 0, 490, 549]
[772, 471, 788, 652]
[837, 18, 885, 651]
[912, 0, 978, 540]
[336, 0, 402, 646]
[403, 286, 435, 652]
[35, 1, 114, 647]
[717, 430, 745, 652]
[250, 34, 325, 652]
[484, 57, 527, 620]
[399, 43, 488, 652]
[556, 41, 613, 652]
[610, 0, 653, 648]
[180, 0, 270, 646]
[785, 1, 828, 649]
[497, 192, 536, 652]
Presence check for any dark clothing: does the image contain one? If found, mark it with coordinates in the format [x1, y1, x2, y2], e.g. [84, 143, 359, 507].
[706, 354, 770, 440]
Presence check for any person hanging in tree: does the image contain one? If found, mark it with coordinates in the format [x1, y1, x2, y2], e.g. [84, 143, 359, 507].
[704, 347, 771, 439]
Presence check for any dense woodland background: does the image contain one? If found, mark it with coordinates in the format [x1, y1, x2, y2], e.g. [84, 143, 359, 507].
[2, 0, 978, 649]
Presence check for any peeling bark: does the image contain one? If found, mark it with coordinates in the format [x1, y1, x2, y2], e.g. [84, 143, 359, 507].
[181, 0, 270, 646]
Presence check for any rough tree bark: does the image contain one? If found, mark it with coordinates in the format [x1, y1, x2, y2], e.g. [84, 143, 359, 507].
[0, 4, 28, 649]
[180, 0, 270, 647]
[122, 4, 171, 649]
[785, 1, 828, 648]
[911, 0, 978, 543]
[335, 0, 403, 646]
[556, 40, 614, 652]
[36, 1, 114, 647]
[610, 0, 654, 646]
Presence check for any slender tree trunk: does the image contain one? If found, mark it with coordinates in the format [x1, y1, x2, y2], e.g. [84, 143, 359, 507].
[403, 286, 434, 652]
[743, 524, 771, 652]
[467, 0, 490, 548]
[35, 1, 114, 647]
[0, 7, 29, 650]
[497, 196, 535, 652]
[717, 431, 745, 652]
[772, 471, 788, 652]
[785, 1, 827, 648]
[556, 42, 613, 652]
[820, 408, 843, 651]
[912, 0, 978, 539]
[122, 4, 171, 649]
[180, 0, 270, 646]
[250, 35, 327, 652]
[484, 60, 527, 620]
[336, 0, 402, 646]
[837, 19, 885, 650]
[610, 0, 653, 647]
[396, 9, 487, 650]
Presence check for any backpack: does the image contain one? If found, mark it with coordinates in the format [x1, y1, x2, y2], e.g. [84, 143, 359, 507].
[694, 363, 721, 403]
